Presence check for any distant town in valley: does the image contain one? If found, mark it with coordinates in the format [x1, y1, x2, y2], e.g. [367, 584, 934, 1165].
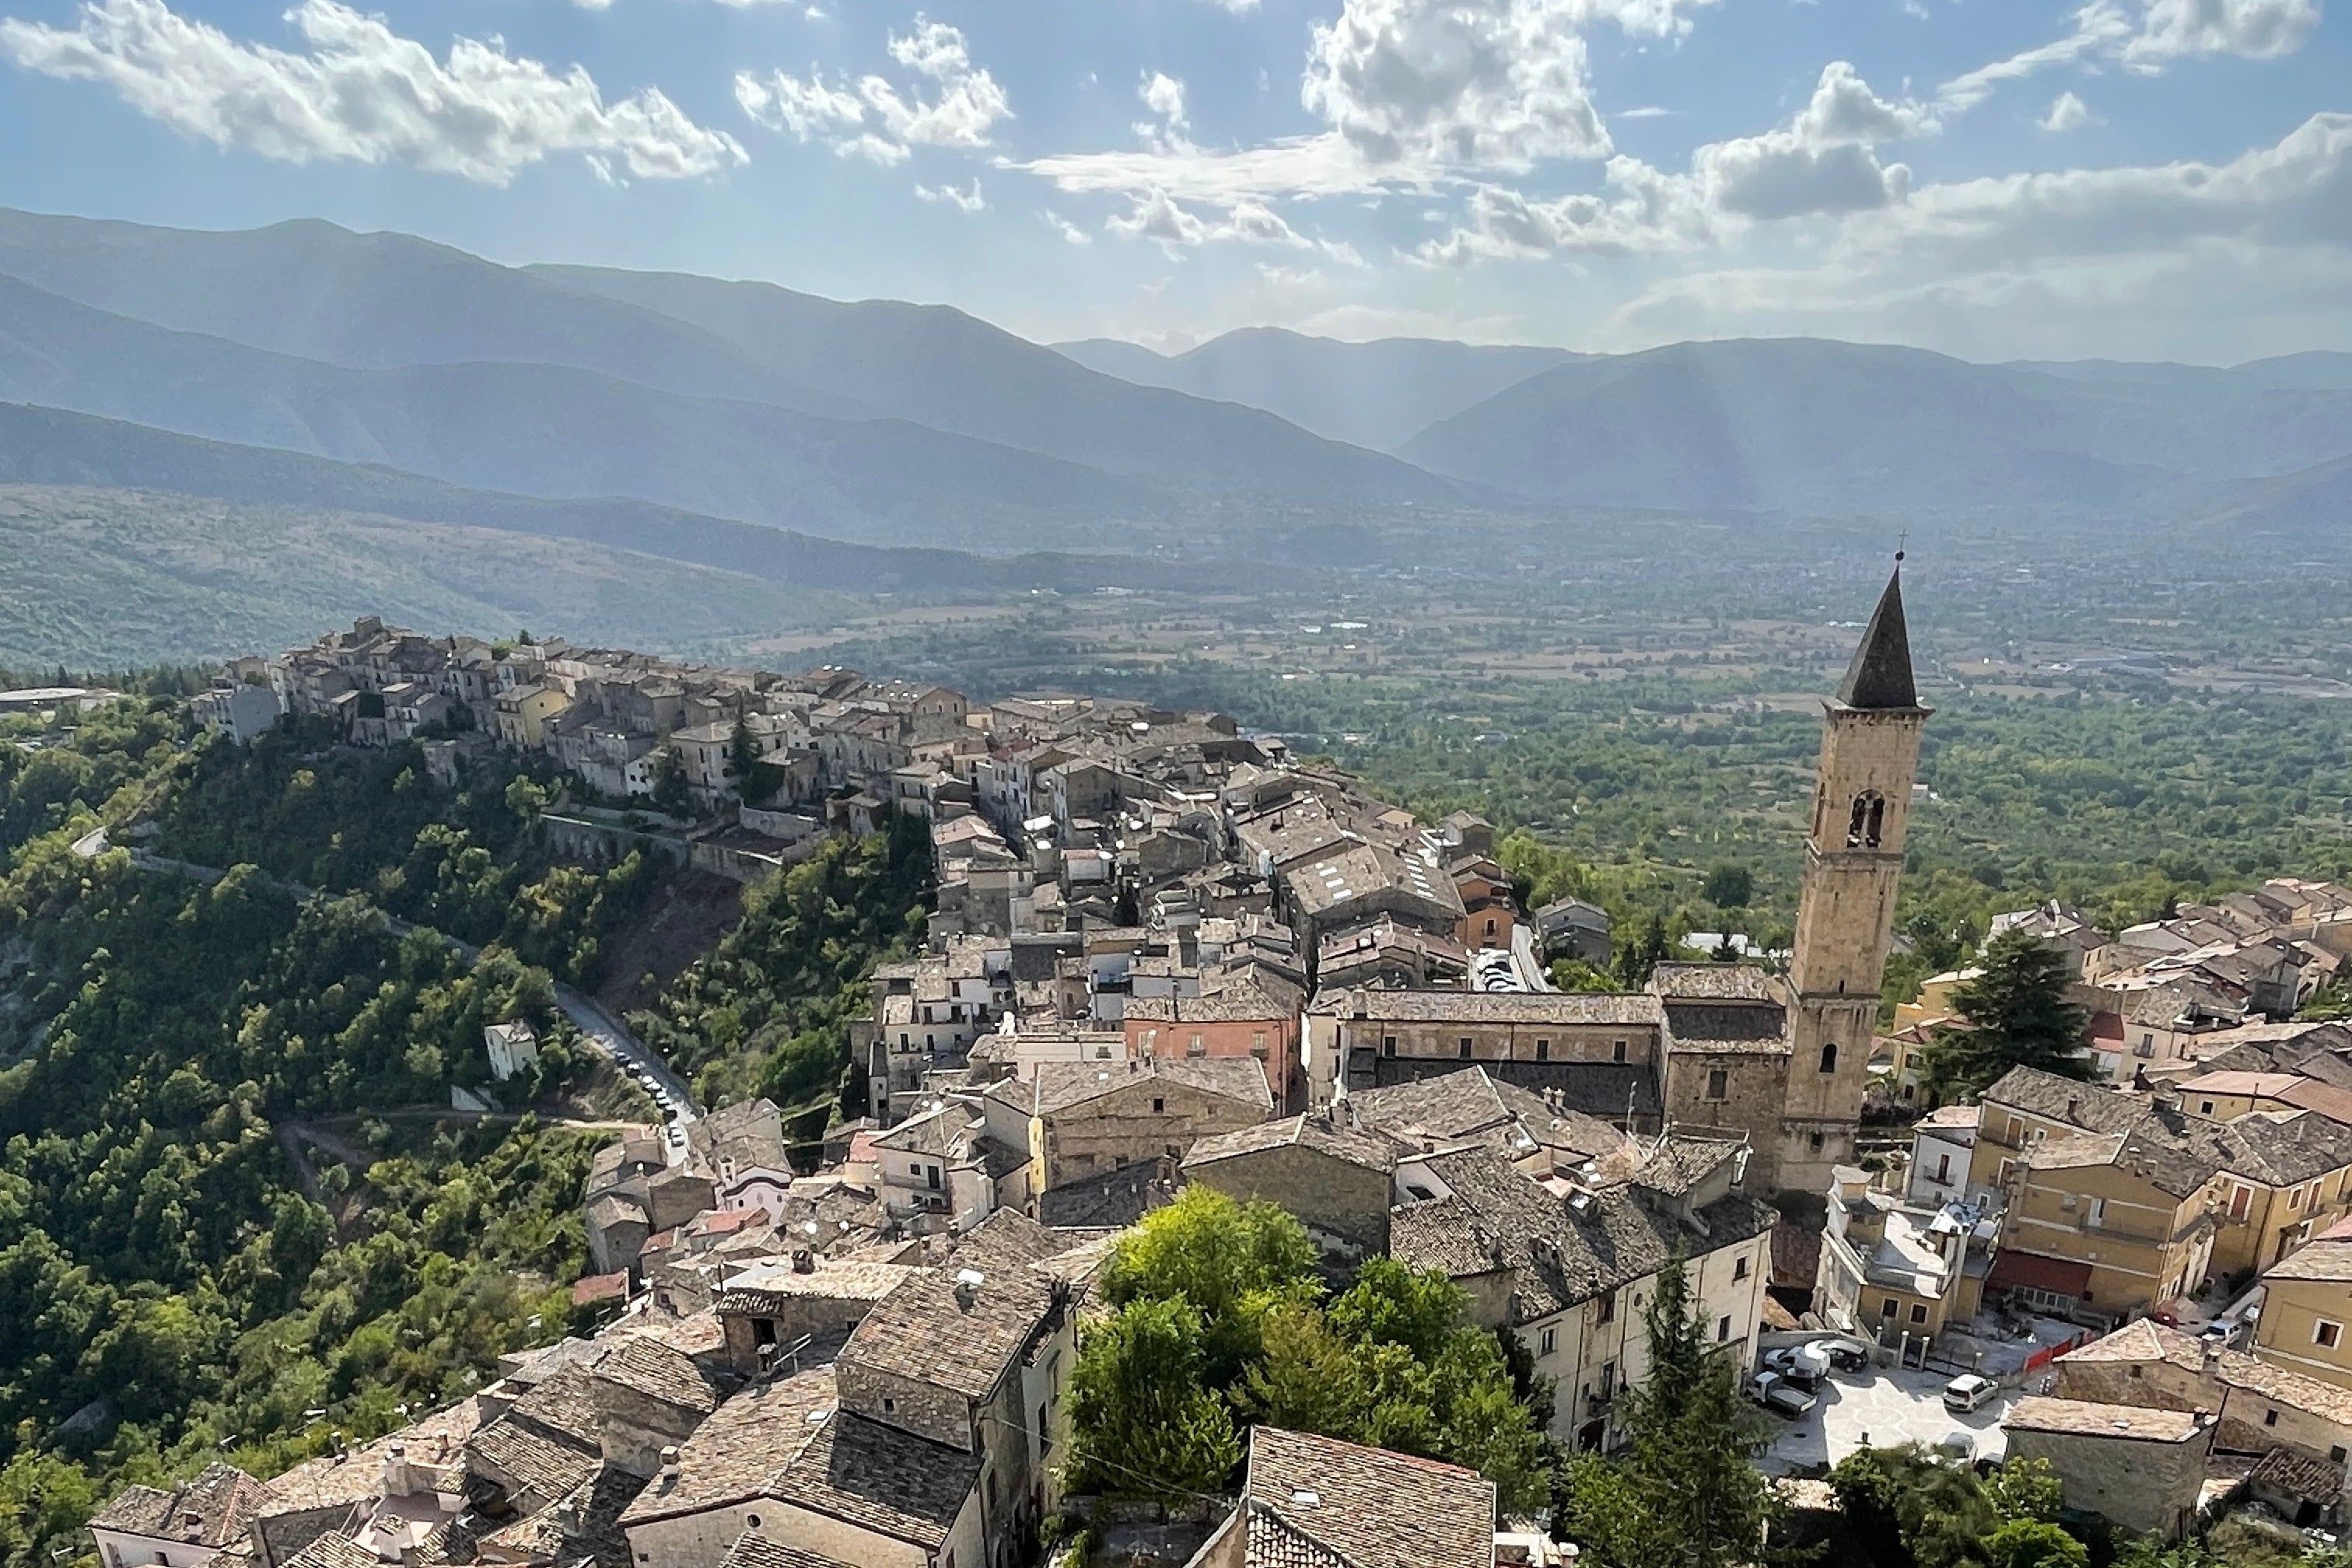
[2, 562, 2342, 1568]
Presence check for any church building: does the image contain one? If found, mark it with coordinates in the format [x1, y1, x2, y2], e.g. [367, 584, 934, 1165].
[1312, 564, 1928, 1201]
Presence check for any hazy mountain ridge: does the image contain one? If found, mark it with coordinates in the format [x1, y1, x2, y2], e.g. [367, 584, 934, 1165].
[0, 401, 1255, 594]
[0, 271, 1184, 549]
[1398, 338, 2352, 517]
[1052, 327, 1580, 452]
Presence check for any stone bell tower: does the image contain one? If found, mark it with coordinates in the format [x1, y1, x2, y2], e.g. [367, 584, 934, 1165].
[1778, 561, 1928, 1199]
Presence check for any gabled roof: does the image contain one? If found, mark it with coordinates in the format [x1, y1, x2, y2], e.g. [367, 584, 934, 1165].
[1183, 1113, 1404, 1174]
[1835, 565, 1921, 711]
[1244, 1427, 1494, 1568]
[89, 1464, 268, 1549]
[1981, 1066, 2147, 1134]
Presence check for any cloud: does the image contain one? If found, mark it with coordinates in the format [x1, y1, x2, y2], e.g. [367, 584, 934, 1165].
[1580, 110, 2352, 359]
[736, 13, 1007, 161]
[1937, 0, 2316, 120]
[1139, 70, 1187, 133]
[2040, 89, 2092, 131]
[0, 0, 744, 183]
[1104, 187, 1341, 258]
[2126, 0, 2318, 62]
[1302, 0, 1675, 173]
[915, 175, 984, 211]
[1616, 104, 1679, 118]
[1041, 209, 1092, 244]
[1416, 61, 1925, 261]
[1198, 0, 1258, 9]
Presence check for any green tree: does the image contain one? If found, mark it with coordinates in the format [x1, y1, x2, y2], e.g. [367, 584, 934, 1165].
[1102, 1186, 1319, 1381]
[1984, 1520, 2088, 1568]
[728, 715, 757, 782]
[1559, 1255, 1778, 1568]
[1702, 862, 1754, 908]
[1236, 1302, 1367, 1437]
[1919, 929, 2093, 1097]
[1062, 1297, 1242, 1503]
[648, 747, 688, 815]
[1983, 1457, 2064, 1525]
[1612, 912, 1671, 989]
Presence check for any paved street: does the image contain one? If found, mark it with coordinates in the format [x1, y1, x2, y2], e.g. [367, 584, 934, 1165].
[1759, 1361, 2016, 1475]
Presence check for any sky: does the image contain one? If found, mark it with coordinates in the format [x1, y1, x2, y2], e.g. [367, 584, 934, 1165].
[0, 0, 2345, 362]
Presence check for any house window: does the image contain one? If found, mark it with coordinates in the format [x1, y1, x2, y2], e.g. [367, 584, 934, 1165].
[2317, 1320, 2345, 1350]
[1706, 1069, 1728, 1101]
[1152, 1097, 1165, 1114]
[1596, 1291, 1616, 1325]
[2265, 1409, 2280, 1427]
[2290, 1185, 2305, 1212]
[1811, 1132, 1825, 1150]
[1383, 1035, 1397, 1057]
[1882, 1299, 1899, 1318]
[1613, 1039, 1629, 1064]
[1734, 1256, 1750, 1282]
[1819, 1042, 1839, 1074]
[1933, 1153, 1951, 1183]
[2333, 1445, 2349, 1465]
[2005, 1116, 2025, 1144]
[1909, 1304, 1929, 1325]
[1540, 1326, 1557, 1356]
[746, 1515, 763, 1530]
[1717, 1315, 1732, 1342]
[1536, 1039, 1551, 1062]
[2086, 1197, 2105, 1229]
[884, 1397, 897, 1413]
[1459, 1038, 1474, 1060]
[1189, 1033, 1206, 1056]
[2200, 1100, 2216, 1115]
[926, 1164, 941, 1192]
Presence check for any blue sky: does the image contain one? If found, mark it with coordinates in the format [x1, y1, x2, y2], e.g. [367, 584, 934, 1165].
[2, 0, 2345, 360]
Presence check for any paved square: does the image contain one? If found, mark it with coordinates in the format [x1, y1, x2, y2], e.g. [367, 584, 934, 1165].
[1757, 1363, 2015, 1475]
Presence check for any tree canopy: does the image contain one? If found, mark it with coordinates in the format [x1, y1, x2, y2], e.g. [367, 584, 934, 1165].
[1920, 929, 2094, 1097]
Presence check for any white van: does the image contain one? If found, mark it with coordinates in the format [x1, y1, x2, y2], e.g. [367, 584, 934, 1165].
[1941, 1373, 1999, 1413]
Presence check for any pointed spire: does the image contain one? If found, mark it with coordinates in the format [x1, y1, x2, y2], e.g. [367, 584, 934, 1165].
[1835, 558, 1918, 710]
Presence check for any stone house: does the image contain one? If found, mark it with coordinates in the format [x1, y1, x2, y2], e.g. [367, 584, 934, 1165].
[1184, 1426, 1500, 1568]
[1304, 989, 1664, 1120]
[88, 1464, 270, 1568]
[2254, 1216, 2352, 1391]
[1016, 1056, 1272, 1195]
[2053, 1319, 2352, 1479]
[493, 684, 571, 750]
[1531, 897, 1613, 967]
[713, 1256, 923, 1377]
[1181, 1112, 1403, 1259]
[1388, 1139, 1775, 1453]
[1999, 1397, 2213, 1540]
[622, 1216, 1083, 1568]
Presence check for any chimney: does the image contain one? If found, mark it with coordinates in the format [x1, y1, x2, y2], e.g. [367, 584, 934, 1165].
[658, 1446, 682, 1484]
[381, 1440, 410, 1497]
[791, 1248, 815, 1274]
[2066, 1097, 2081, 1122]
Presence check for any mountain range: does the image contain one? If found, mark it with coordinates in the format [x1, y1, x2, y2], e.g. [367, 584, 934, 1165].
[2, 202, 2350, 646]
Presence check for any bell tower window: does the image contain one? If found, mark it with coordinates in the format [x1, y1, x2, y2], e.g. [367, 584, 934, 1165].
[1846, 791, 1885, 849]
[1819, 1042, 1838, 1074]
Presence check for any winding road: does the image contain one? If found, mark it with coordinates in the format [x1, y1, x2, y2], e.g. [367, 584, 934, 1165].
[70, 824, 700, 1157]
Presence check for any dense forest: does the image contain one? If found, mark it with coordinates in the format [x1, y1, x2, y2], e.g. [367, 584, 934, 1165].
[0, 702, 933, 1568]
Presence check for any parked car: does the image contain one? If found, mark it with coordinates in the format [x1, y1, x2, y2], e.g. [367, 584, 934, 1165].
[666, 1125, 686, 1149]
[1942, 1373, 1999, 1413]
[623, 1062, 644, 1080]
[1767, 1342, 1832, 1389]
[1747, 1371, 1818, 1419]
[1935, 1430, 1977, 1463]
[1818, 1335, 1872, 1371]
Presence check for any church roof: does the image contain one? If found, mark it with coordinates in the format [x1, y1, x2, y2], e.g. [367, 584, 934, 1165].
[1836, 565, 1920, 711]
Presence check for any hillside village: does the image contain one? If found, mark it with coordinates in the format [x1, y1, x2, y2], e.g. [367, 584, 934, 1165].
[94, 572, 2352, 1568]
